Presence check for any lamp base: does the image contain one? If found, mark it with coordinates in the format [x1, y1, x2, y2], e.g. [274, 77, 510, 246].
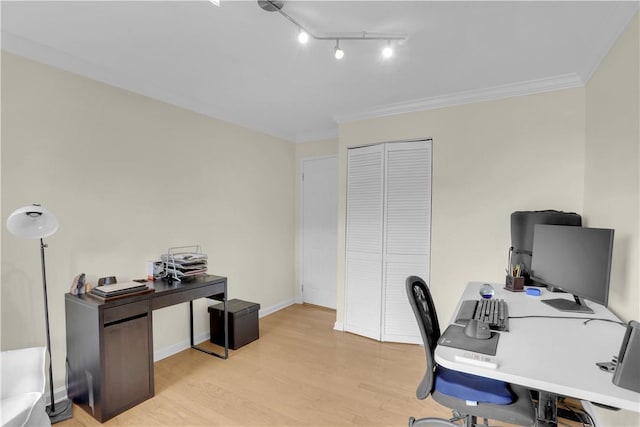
[47, 399, 73, 424]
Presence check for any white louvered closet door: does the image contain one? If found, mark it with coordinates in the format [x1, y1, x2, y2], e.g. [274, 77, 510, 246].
[382, 140, 431, 344]
[345, 145, 384, 340]
[345, 140, 432, 343]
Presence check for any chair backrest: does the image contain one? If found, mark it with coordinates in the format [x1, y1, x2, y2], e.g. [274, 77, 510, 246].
[406, 276, 441, 400]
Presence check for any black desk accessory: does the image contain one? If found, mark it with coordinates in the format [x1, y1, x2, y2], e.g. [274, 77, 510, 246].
[438, 324, 500, 356]
[505, 275, 525, 292]
[455, 299, 509, 332]
[98, 276, 117, 286]
[464, 319, 492, 339]
[612, 320, 640, 392]
[595, 320, 640, 393]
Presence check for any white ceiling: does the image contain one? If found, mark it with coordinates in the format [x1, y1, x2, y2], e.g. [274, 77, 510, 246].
[1, 1, 638, 143]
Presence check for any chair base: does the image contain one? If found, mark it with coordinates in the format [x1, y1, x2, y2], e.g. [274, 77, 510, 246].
[47, 399, 73, 424]
[408, 411, 476, 427]
[409, 414, 498, 427]
[409, 415, 460, 427]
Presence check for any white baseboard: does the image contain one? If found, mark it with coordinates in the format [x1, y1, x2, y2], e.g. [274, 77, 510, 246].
[333, 321, 344, 331]
[154, 337, 198, 362]
[50, 386, 69, 406]
[259, 297, 297, 318]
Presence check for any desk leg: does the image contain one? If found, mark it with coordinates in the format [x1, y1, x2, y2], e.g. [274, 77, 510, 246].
[189, 300, 228, 360]
[536, 392, 558, 427]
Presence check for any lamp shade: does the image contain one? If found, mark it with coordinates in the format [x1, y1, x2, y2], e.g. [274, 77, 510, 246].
[6, 204, 59, 239]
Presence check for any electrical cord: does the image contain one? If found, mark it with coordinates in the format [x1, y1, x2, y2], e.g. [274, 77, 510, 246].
[47, 357, 73, 418]
[508, 315, 626, 327]
[557, 397, 596, 427]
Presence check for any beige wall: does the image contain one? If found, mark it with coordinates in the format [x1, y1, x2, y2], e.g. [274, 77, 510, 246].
[337, 88, 587, 326]
[1, 52, 296, 387]
[585, 13, 639, 427]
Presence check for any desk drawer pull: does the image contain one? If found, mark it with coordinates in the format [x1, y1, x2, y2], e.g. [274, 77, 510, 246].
[104, 313, 147, 328]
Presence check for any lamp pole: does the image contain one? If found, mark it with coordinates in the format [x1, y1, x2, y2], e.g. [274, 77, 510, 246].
[40, 237, 56, 414]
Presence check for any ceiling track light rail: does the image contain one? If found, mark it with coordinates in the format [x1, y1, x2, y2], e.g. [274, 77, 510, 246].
[258, 0, 407, 59]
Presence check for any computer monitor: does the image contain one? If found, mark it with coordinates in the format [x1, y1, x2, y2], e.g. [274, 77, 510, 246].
[530, 224, 614, 314]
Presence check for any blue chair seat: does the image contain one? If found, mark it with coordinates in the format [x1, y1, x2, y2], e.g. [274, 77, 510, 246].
[435, 365, 514, 405]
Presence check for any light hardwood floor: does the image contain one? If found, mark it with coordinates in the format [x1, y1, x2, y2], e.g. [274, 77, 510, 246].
[59, 303, 584, 427]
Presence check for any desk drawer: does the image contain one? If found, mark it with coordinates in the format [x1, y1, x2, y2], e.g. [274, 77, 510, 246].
[152, 284, 224, 310]
[103, 301, 149, 325]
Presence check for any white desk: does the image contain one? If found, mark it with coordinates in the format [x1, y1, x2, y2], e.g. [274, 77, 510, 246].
[434, 282, 640, 414]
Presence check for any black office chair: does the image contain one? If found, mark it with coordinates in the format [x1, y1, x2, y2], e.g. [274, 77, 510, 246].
[405, 276, 536, 427]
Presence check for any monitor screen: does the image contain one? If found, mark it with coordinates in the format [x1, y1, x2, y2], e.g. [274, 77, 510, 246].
[530, 224, 614, 313]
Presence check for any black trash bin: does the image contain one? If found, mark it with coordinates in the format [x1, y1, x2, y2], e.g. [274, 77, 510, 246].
[208, 299, 260, 350]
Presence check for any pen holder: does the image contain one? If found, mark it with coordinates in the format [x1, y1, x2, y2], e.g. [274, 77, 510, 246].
[505, 275, 525, 292]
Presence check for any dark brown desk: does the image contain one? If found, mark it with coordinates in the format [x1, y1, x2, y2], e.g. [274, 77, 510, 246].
[65, 274, 227, 422]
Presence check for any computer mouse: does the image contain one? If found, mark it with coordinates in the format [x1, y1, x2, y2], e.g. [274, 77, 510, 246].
[463, 319, 492, 340]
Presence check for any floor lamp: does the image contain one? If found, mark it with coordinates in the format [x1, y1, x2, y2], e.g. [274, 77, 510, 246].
[6, 204, 73, 423]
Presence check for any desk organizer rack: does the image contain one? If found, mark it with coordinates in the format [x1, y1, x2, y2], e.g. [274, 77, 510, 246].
[161, 245, 208, 282]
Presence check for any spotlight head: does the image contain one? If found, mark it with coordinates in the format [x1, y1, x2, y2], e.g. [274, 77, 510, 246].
[298, 29, 309, 44]
[334, 40, 344, 59]
[382, 41, 393, 59]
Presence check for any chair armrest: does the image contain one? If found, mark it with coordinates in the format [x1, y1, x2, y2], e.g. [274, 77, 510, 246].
[0, 347, 47, 399]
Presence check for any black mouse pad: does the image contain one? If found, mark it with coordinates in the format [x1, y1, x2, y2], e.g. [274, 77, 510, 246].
[437, 324, 500, 356]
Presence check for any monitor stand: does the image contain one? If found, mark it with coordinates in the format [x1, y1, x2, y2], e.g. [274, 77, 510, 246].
[542, 295, 594, 314]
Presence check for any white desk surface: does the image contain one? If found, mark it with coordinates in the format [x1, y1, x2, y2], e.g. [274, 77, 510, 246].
[434, 281, 640, 413]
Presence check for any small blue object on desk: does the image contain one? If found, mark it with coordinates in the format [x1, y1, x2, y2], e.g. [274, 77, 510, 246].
[526, 287, 541, 296]
[479, 283, 495, 299]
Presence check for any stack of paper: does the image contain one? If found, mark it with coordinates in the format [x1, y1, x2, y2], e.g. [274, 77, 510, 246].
[161, 252, 208, 279]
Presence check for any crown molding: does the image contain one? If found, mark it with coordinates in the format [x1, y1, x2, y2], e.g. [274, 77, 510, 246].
[334, 73, 585, 125]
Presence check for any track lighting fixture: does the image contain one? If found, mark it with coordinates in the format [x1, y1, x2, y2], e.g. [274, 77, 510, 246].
[334, 40, 344, 60]
[258, 0, 406, 60]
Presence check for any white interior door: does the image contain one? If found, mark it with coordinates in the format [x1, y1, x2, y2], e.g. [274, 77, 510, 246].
[301, 156, 338, 309]
[344, 140, 432, 343]
[381, 140, 431, 344]
[344, 145, 384, 339]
